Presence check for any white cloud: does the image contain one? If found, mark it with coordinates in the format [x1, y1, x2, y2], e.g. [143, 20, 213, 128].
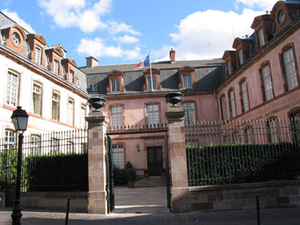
[107, 21, 141, 35]
[37, 0, 140, 35]
[168, 8, 265, 61]
[2, 9, 36, 33]
[115, 35, 139, 44]
[93, 0, 112, 14]
[77, 37, 141, 60]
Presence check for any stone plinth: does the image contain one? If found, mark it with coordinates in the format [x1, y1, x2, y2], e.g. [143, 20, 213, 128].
[85, 111, 109, 214]
[165, 106, 190, 213]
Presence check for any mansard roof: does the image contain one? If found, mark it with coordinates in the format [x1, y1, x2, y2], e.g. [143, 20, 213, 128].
[82, 58, 224, 96]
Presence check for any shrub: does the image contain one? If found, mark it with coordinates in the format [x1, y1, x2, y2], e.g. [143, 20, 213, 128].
[125, 168, 136, 182]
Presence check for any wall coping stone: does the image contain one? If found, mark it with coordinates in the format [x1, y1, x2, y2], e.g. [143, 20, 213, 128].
[189, 180, 300, 194]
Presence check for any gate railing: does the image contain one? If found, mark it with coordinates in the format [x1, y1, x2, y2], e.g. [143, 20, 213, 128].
[0, 130, 88, 192]
[185, 119, 300, 186]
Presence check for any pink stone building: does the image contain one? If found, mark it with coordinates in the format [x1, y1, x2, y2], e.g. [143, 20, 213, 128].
[82, 0, 300, 177]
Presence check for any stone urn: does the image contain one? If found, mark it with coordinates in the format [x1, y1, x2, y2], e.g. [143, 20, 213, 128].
[165, 92, 184, 107]
[88, 96, 106, 112]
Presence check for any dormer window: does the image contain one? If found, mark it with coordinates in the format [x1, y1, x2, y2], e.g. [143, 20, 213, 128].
[1, 24, 26, 55]
[277, 10, 285, 24]
[178, 66, 195, 89]
[69, 69, 74, 84]
[92, 84, 97, 92]
[112, 79, 120, 92]
[54, 58, 59, 75]
[222, 51, 236, 78]
[143, 68, 160, 91]
[258, 28, 265, 48]
[183, 75, 192, 88]
[238, 49, 244, 65]
[45, 44, 64, 76]
[148, 77, 157, 90]
[61, 58, 78, 84]
[35, 45, 42, 65]
[107, 70, 125, 93]
[251, 15, 272, 51]
[27, 34, 47, 67]
[12, 33, 20, 46]
[226, 61, 232, 75]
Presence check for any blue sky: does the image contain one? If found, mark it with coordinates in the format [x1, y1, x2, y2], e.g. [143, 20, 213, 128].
[1, 0, 279, 67]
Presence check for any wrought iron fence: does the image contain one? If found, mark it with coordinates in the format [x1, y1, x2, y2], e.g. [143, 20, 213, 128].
[185, 119, 300, 187]
[0, 130, 88, 192]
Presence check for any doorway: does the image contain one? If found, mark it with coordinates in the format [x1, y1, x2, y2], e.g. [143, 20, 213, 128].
[147, 146, 163, 176]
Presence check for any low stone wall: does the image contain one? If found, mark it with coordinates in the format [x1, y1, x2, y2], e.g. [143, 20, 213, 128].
[21, 192, 88, 213]
[188, 180, 300, 212]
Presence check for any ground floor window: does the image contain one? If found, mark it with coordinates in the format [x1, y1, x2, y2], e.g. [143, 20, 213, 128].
[113, 145, 124, 169]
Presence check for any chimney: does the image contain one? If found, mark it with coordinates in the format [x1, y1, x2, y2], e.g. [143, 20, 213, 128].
[86, 56, 98, 68]
[170, 48, 175, 63]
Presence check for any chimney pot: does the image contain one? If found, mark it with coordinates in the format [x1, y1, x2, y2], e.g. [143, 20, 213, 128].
[170, 48, 175, 63]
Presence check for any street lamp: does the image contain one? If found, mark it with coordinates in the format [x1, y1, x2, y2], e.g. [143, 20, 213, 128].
[10, 106, 29, 225]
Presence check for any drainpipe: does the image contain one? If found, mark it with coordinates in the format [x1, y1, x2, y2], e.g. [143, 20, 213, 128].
[214, 89, 221, 121]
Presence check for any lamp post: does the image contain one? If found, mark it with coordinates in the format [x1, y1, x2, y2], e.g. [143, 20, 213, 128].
[10, 106, 29, 225]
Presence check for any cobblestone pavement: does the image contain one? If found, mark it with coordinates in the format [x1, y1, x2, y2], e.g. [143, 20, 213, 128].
[0, 187, 300, 224]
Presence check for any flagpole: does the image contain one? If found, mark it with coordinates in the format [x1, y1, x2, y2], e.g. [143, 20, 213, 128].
[149, 53, 153, 91]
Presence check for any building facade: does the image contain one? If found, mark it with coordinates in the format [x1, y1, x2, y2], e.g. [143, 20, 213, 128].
[81, 51, 224, 176]
[219, 0, 300, 123]
[0, 12, 89, 153]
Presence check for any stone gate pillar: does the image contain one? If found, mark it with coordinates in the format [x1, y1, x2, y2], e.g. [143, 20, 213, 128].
[165, 107, 190, 213]
[85, 111, 109, 214]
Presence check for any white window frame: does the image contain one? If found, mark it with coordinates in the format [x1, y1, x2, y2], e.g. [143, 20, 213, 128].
[112, 79, 120, 92]
[51, 138, 59, 154]
[258, 28, 265, 48]
[183, 75, 192, 88]
[6, 71, 19, 107]
[221, 96, 227, 121]
[240, 81, 249, 112]
[229, 90, 236, 118]
[31, 135, 41, 155]
[267, 119, 278, 144]
[32, 82, 42, 115]
[92, 84, 97, 92]
[283, 48, 298, 90]
[148, 77, 157, 90]
[4, 129, 16, 150]
[69, 69, 75, 84]
[227, 61, 232, 75]
[238, 49, 244, 65]
[111, 106, 123, 129]
[146, 104, 160, 127]
[54, 58, 59, 75]
[52, 91, 60, 121]
[261, 65, 274, 101]
[80, 105, 86, 130]
[183, 102, 196, 125]
[67, 99, 75, 126]
[112, 144, 124, 169]
[35, 45, 42, 64]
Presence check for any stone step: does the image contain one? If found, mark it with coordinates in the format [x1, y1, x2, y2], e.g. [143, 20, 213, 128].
[135, 176, 166, 187]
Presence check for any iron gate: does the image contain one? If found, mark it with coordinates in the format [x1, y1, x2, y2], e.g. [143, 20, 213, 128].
[106, 125, 171, 212]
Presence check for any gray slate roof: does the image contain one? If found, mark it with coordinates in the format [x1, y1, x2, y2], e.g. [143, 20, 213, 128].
[80, 59, 225, 96]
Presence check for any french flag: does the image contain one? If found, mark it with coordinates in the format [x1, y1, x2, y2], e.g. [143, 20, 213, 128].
[135, 54, 150, 70]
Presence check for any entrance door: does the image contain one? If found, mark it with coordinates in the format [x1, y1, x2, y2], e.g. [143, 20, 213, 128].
[147, 146, 163, 176]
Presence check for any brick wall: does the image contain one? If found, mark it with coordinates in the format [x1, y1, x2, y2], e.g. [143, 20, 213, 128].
[189, 180, 300, 212]
[20, 192, 88, 213]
